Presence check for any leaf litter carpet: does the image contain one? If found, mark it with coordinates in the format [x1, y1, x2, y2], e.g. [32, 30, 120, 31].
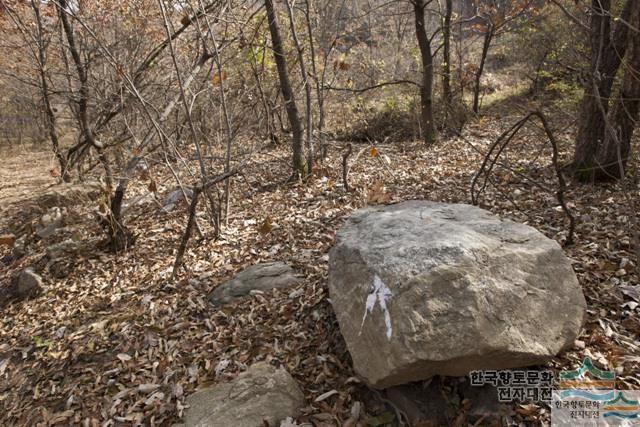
[1, 114, 639, 426]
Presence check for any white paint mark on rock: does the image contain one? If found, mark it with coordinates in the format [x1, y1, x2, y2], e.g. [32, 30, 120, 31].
[360, 274, 393, 339]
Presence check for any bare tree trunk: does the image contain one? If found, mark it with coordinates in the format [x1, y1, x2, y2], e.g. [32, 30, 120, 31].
[285, 0, 314, 173]
[57, 0, 103, 151]
[596, 2, 640, 179]
[304, 0, 326, 136]
[265, 0, 305, 176]
[413, 0, 437, 145]
[573, 0, 633, 180]
[30, 0, 69, 181]
[472, 22, 493, 114]
[442, 0, 452, 111]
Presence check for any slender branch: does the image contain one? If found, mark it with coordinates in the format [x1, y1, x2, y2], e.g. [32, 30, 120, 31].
[325, 79, 420, 93]
[171, 169, 239, 280]
[471, 111, 576, 246]
[548, 0, 590, 32]
[342, 143, 353, 191]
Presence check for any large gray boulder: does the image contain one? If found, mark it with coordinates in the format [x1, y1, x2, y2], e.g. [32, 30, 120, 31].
[208, 262, 300, 306]
[328, 200, 586, 389]
[180, 362, 304, 427]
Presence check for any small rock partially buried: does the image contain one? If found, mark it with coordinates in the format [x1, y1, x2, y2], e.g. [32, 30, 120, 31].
[1, 268, 43, 307]
[180, 362, 304, 427]
[15, 268, 43, 300]
[208, 262, 300, 306]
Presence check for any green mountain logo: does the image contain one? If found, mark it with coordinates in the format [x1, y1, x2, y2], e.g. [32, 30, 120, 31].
[604, 391, 639, 408]
[559, 357, 615, 389]
[603, 392, 640, 421]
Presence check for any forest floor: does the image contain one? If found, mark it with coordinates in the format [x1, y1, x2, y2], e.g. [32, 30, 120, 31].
[0, 92, 639, 426]
[0, 145, 57, 210]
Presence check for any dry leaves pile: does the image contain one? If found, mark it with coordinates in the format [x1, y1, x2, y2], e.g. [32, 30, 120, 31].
[0, 104, 638, 426]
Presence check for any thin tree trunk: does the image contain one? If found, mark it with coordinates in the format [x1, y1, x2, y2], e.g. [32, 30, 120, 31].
[413, 0, 437, 145]
[285, 0, 314, 173]
[31, 0, 69, 181]
[473, 23, 493, 114]
[57, 0, 102, 150]
[265, 0, 305, 176]
[442, 0, 452, 111]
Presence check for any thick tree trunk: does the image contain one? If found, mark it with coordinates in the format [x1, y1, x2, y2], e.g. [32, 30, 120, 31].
[413, 0, 437, 145]
[265, 0, 305, 176]
[573, 0, 633, 180]
[596, 2, 640, 179]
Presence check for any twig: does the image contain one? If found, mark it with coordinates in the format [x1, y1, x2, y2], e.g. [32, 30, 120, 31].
[171, 187, 201, 282]
[171, 169, 238, 281]
[324, 79, 420, 94]
[342, 143, 353, 191]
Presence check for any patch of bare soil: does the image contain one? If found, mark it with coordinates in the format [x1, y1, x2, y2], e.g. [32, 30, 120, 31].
[0, 144, 57, 228]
